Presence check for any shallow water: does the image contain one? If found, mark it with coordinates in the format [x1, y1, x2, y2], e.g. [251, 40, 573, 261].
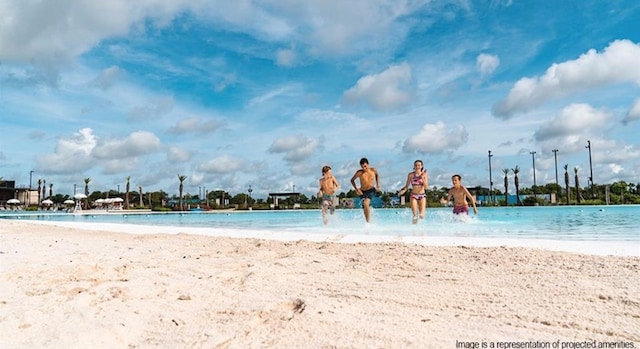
[2, 205, 638, 242]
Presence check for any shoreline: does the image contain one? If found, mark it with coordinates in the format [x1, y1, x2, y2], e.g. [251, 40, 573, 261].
[1, 220, 639, 348]
[9, 219, 640, 257]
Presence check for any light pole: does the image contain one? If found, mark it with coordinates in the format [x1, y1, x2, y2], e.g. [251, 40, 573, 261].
[586, 140, 594, 197]
[530, 151, 537, 197]
[552, 149, 559, 186]
[29, 170, 34, 206]
[248, 185, 253, 208]
[488, 150, 493, 205]
[552, 149, 559, 204]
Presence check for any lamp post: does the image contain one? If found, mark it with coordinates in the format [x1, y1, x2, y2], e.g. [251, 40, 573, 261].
[552, 149, 559, 204]
[530, 151, 537, 198]
[586, 140, 594, 197]
[552, 149, 559, 186]
[488, 150, 493, 205]
[248, 185, 253, 209]
[29, 170, 34, 206]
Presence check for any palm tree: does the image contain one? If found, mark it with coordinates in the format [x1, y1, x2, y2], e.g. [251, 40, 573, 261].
[139, 185, 143, 207]
[42, 179, 46, 201]
[502, 168, 509, 206]
[574, 167, 583, 204]
[178, 174, 187, 211]
[125, 176, 131, 209]
[563, 164, 570, 205]
[511, 165, 522, 205]
[84, 178, 91, 209]
[49, 183, 53, 198]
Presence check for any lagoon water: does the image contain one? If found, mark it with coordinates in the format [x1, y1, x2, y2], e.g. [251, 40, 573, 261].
[2, 205, 638, 242]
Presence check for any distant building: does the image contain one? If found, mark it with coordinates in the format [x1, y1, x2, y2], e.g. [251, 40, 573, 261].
[0, 179, 38, 206]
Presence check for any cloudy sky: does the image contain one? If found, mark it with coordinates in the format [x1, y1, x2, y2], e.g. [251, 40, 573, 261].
[1, 0, 639, 199]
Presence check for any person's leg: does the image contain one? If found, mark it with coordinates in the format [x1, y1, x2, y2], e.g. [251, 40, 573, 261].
[410, 197, 419, 224]
[419, 197, 426, 219]
[322, 203, 328, 224]
[363, 198, 371, 222]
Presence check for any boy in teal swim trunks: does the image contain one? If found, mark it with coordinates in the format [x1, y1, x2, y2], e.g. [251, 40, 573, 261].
[318, 165, 340, 224]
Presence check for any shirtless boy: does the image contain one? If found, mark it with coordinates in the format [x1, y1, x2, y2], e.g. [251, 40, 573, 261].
[318, 165, 340, 224]
[446, 174, 478, 215]
[350, 158, 381, 223]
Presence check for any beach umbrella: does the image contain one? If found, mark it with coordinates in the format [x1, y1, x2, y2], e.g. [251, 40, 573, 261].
[7, 198, 20, 204]
[41, 199, 54, 205]
[63, 199, 75, 205]
[74, 193, 87, 200]
[112, 197, 124, 203]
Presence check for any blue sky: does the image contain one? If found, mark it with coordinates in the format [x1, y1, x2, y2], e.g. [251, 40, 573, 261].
[1, 0, 639, 199]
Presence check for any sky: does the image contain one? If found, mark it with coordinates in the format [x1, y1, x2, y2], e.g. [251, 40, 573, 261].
[1, 0, 639, 200]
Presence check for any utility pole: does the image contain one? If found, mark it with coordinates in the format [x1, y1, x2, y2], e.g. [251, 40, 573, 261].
[530, 151, 537, 198]
[552, 149, 559, 204]
[552, 149, 559, 187]
[488, 150, 493, 205]
[586, 140, 594, 197]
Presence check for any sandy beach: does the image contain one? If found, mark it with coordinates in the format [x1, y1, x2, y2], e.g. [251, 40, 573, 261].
[1, 220, 639, 349]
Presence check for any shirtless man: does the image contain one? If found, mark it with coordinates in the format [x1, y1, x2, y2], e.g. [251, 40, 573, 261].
[350, 158, 381, 223]
[445, 174, 478, 215]
[318, 165, 340, 224]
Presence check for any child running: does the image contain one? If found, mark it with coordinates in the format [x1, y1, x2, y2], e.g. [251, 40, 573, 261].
[445, 174, 478, 215]
[318, 165, 340, 224]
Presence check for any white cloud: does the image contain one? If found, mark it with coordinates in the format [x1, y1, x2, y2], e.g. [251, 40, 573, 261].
[343, 62, 413, 112]
[0, 1, 197, 63]
[167, 146, 191, 163]
[268, 135, 321, 162]
[622, 98, 640, 125]
[402, 122, 468, 154]
[167, 117, 223, 135]
[35, 128, 97, 174]
[476, 53, 500, 76]
[534, 103, 611, 141]
[92, 131, 162, 159]
[199, 155, 245, 174]
[493, 40, 640, 118]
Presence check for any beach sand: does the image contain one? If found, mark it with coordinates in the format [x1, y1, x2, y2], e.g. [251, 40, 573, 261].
[1, 220, 639, 349]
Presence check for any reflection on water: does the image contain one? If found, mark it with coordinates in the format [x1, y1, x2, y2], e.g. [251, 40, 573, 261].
[1, 205, 638, 241]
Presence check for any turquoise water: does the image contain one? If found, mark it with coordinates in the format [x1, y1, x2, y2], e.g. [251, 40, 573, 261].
[1, 205, 638, 242]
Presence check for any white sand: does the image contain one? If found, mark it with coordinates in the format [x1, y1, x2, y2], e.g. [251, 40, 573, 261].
[1, 220, 639, 349]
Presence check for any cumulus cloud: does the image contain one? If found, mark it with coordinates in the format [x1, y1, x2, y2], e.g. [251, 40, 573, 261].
[199, 155, 245, 174]
[268, 135, 321, 162]
[622, 98, 640, 125]
[167, 146, 191, 163]
[343, 63, 413, 112]
[534, 104, 611, 141]
[92, 131, 162, 159]
[402, 122, 468, 154]
[0, 1, 189, 64]
[493, 40, 640, 118]
[167, 117, 223, 135]
[477, 53, 500, 76]
[35, 128, 97, 174]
